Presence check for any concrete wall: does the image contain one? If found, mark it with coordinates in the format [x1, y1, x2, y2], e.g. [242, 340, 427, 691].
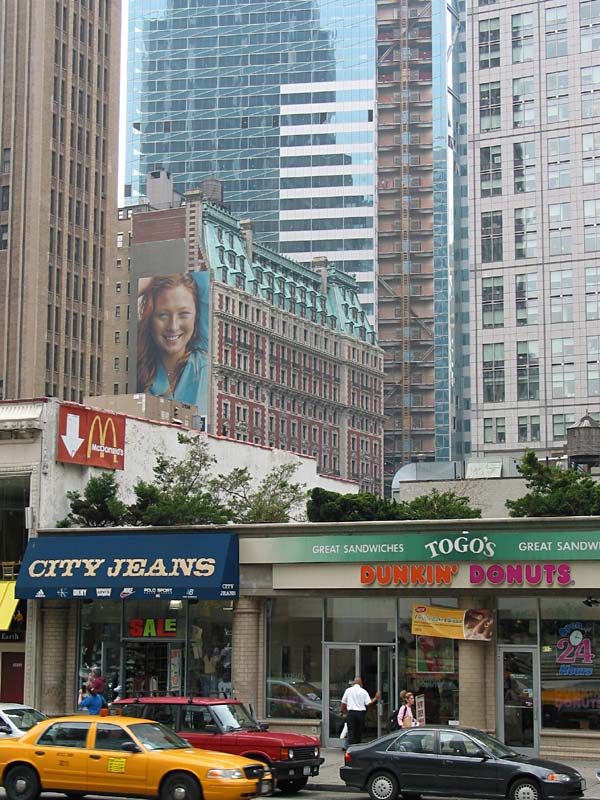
[392, 477, 527, 518]
[0, 399, 357, 530]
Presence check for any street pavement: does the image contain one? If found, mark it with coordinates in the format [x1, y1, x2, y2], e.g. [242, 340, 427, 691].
[307, 746, 600, 794]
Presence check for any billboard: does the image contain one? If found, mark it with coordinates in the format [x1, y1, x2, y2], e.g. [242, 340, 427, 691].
[136, 272, 210, 414]
[412, 603, 494, 641]
[57, 405, 126, 470]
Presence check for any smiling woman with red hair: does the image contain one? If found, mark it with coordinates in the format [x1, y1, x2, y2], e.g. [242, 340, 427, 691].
[137, 273, 208, 409]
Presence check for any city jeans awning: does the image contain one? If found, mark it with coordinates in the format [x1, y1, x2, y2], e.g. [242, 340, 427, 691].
[0, 582, 18, 630]
[15, 532, 238, 601]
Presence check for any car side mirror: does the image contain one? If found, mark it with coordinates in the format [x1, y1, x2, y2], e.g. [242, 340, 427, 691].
[204, 724, 218, 734]
[121, 741, 142, 753]
[259, 722, 269, 731]
[0, 724, 12, 735]
[473, 749, 488, 759]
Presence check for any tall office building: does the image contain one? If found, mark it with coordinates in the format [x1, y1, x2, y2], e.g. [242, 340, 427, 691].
[376, 0, 467, 486]
[125, 0, 377, 317]
[468, 0, 600, 460]
[0, 0, 120, 401]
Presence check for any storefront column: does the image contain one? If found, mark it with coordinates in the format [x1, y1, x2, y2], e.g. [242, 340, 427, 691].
[39, 600, 70, 715]
[458, 596, 496, 731]
[232, 597, 261, 710]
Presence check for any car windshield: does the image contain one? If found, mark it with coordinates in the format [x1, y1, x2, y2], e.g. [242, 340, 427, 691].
[130, 722, 190, 750]
[3, 708, 46, 731]
[211, 703, 259, 731]
[467, 729, 519, 758]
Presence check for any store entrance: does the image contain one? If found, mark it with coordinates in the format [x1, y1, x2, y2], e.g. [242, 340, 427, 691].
[497, 646, 539, 756]
[124, 641, 185, 697]
[323, 644, 395, 746]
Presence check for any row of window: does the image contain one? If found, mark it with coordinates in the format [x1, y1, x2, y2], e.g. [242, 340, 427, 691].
[479, 3, 600, 70]
[482, 267, 600, 328]
[481, 133, 600, 198]
[483, 337, 600, 402]
[47, 305, 103, 344]
[480, 66, 600, 131]
[481, 200, 600, 262]
[483, 413, 576, 444]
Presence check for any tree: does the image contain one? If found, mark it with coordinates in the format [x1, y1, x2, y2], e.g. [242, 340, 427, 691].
[56, 472, 128, 527]
[59, 433, 309, 527]
[126, 433, 231, 526]
[506, 449, 600, 517]
[307, 487, 481, 522]
[210, 462, 307, 523]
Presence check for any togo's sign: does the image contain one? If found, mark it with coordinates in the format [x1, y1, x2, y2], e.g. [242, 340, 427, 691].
[57, 405, 126, 469]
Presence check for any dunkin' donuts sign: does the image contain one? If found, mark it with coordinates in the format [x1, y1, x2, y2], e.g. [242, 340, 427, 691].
[57, 404, 126, 470]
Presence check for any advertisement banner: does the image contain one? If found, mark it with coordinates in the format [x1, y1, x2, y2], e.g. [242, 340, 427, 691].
[415, 637, 455, 673]
[242, 530, 600, 563]
[412, 604, 494, 641]
[57, 405, 126, 470]
[15, 532, 238, 600]
[136, 272, 210, 415]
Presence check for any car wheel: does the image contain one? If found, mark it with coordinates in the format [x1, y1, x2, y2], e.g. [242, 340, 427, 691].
[367, 771, 399, 800]
[509, 778, 540, 800]
[160, 772, 201, 800]
[4, 765, 41, 800]
[277, 777, 309, 794]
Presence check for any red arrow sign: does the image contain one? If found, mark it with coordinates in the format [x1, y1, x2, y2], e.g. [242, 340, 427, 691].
[57, 405, 126, 470]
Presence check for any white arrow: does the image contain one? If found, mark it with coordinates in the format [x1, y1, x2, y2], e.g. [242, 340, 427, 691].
[61, 413, 84, 458]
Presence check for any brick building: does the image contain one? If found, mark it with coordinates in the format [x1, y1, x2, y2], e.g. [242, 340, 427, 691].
[106, 172, 385, 494]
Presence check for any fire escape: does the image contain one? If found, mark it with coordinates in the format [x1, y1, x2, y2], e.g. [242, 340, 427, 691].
[376, 0, 434, 489]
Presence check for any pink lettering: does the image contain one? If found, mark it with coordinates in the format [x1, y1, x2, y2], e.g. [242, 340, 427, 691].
[470, 565, 485, 584]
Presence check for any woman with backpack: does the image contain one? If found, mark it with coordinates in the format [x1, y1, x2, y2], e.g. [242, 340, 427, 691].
[397, 690, 420, 728]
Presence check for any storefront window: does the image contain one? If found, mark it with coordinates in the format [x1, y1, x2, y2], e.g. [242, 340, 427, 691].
[497, 598, 538, 644]
[186, 601, 232, 697]
[398, 599, 459, 724]
[267, 598, 323, 719]
[325, 597, 396, 643]
[540, 597, 600, 730]
[79, 601, 121, 702]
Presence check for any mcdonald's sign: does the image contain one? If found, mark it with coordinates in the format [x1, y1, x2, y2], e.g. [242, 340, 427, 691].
[57, 405, 126, 470]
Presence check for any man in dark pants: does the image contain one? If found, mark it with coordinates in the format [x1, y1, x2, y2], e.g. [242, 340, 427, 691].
[340, 676, 380, 746]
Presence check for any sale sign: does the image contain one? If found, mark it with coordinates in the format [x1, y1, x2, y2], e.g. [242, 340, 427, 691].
[57, 404, 126, 470]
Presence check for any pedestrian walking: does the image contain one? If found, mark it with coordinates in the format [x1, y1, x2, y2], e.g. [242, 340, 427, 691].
[397, 689, 420, 728]
[340, 677, 380, 746]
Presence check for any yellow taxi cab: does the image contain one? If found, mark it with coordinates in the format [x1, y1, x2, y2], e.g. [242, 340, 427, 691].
[0, 715, 273, 800]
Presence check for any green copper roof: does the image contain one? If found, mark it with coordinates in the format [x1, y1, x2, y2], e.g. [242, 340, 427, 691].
[200, 201, 377, 345]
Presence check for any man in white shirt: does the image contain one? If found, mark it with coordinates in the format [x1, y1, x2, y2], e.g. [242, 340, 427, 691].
[340, 676, 381, 745]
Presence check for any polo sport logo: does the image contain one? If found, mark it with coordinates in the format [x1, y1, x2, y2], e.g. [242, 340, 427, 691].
[87, 414, 123, 463]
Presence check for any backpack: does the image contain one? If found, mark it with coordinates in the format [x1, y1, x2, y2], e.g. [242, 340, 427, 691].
[388, 707, 401, 732]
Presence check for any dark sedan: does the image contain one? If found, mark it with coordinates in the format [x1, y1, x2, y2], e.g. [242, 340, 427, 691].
[340, 725, 586, 800]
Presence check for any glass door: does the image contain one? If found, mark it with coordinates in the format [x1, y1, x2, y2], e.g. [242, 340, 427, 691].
[363, 645, 395, 741]
[324, 645, 358, 746]
[497, 646, 539, 755]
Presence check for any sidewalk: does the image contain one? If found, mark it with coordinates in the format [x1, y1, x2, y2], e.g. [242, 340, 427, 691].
[308, 747, 600, 794]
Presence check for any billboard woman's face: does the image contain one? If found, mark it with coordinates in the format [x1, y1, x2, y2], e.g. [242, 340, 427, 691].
[151, 285, 196, 360]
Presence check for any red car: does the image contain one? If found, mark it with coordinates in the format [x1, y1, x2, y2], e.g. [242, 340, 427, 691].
[113, 696, 323, 794]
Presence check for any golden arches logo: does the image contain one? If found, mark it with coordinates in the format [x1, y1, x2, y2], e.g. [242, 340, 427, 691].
[87, 415, 123, 463]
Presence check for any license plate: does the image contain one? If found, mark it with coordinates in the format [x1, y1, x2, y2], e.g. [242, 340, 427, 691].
[303, 766, 311, 776]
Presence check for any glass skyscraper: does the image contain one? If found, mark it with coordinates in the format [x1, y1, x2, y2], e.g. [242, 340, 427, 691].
[125, 0, 376, 316]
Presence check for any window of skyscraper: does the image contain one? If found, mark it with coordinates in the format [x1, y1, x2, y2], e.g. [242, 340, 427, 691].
[546, 70, 569, 123]
[479, 81, 501, 130]
[513, 76, 535, 127]
[480, 145, 502, 195]
[479, 17, 500, 68]
[512, 13, 534, 62]
[545, 6, 568, 58]
[551, 338, 575, 398]
[514, 207, 537, 258]
[549, 268, 574, 322]
[481, 210, 503, 261]
[514, 141, 536, 192]
[581, 0, 600, 51]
